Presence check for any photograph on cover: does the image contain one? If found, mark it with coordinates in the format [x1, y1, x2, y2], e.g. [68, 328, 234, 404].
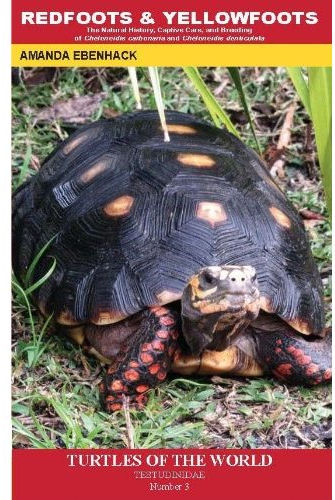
[12, 66, 331, 449]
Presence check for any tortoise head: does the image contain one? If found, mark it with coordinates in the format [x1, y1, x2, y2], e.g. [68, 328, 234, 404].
[181, 265, 260, 354]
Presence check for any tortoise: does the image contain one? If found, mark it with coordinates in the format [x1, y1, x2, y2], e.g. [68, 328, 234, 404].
[13, 110, 331, 412]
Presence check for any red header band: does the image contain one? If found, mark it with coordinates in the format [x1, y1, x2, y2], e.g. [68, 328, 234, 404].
[12, 0, 331, 44]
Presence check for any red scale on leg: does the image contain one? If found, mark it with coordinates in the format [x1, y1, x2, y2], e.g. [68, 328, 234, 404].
[151, 306, 169, 316]
[157, 330, 169, 339]
[157, 370, 167, 381]
[149, 363, 160, 375]
[276, 363, 292, 376]
[160, 316, 176, 326]
[136, 384, 150, 393]
[109, 403, 122, 412]
[296, 354, 312, 365]
[124, 369, 140, 382]
[289, 347, 312, 366]
[135, 394, 148, 407]
[152, 339, 166, 351]
[140, 352, 154, 364]
[110, 380, 125, 391]
[273, 369, 285, 380]
[141, 342, 153, 351]
[305, 363, 319, 376]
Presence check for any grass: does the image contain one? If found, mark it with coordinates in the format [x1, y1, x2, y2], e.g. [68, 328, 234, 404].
[12, 67, 331, 449]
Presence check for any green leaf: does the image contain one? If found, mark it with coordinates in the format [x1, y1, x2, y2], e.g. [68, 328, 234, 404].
[183, 67, 240, 137]
[286, 68, 311, 116]
[195, 389, 215, 401]
[227, 67, 262, 155]
[308, 67, 332, 218]
[27, 346, 36, 366]
[12, 403, 30, 416]
[287, 67, 331, 218]
[239, 406, 253, 416]
[81, 414, 95, 433]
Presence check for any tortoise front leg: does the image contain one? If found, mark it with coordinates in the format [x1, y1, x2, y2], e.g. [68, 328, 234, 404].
[253, 327, 332, 386]
[99, 307, 180, 412]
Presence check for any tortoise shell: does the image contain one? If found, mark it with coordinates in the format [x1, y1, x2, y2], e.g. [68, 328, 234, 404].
[12, 111, 324, 336]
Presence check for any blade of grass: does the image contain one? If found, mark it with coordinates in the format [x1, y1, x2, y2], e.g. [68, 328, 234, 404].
[12, 418, 54, 448]
[183, 67, 240, 137]
[16, 144, 32, 187]
[148, 67, 170, 142]
[227, 67, 262, 155]
[24, 234, 57, 287]
[13, 275, 54, 366]
[25, 257, 56, 295]
[21, 313, 53, 367]
[128, 67, 142, 110]
[286, 68, 311, 116]
[28, 409, 57, 447]
[12, 280, 36, 338]
[308, 67, 332, 218]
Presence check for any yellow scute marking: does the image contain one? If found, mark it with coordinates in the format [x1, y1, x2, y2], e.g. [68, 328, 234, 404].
[104, 195, 134, 217]
[177, 153, 216, 167]
[80, 160, 109, 183]
[269, 206, 291, 229]
[286, 318, 312, 335]
[196, 201, 227, 226]
[165, 124, 197, 135]
[171, 352, 201, 375]
[92, 310, 128, 325]
[172, 347, 264, 376]
[63, 133, 89, 155]
[57, 310, 80, 326]
[157, 290, 182, 304]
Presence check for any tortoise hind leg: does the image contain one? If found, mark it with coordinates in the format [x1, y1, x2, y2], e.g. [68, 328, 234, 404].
[253, 326, 332, 386]
[99, 307, 180, 412]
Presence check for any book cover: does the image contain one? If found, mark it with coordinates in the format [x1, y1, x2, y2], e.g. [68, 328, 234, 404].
[11, 1, 332, 499]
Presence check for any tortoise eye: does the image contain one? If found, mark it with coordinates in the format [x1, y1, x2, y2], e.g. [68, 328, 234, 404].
[201, 271, 217, 286]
